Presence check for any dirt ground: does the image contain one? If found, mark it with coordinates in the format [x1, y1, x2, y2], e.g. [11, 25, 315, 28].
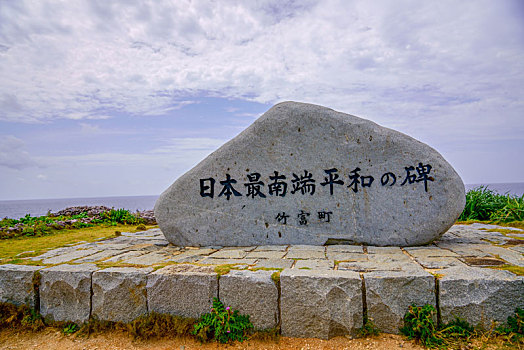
[0, 328, 517, 350]
[0, 328, 427, 350]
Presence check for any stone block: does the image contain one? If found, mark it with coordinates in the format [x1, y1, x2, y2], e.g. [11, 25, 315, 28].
[365, 270, 436, 334]
[327, 251, 367, 262]
[197, 257, 257, 265]
[75, 249, 124, 263]
[122, 252, 169, 265]
[220, 270, 279, 329]
[280, 269, 362, 339]
[246, 250, 287, 259]
[285, 248, 325, 259]
[254, 245, 288, 251]
[208, 249, 248, 259]
[168, 248, 216, 263]
[326, 245, 364, 253]
[295, 259, 333, 270]
[0, 264, 42, 308]
[92, 267, 152, 323]
[414, 256, 467, 269]
[254, 258, 294, 269]
[366, 247, 403, 254]
[338, 253, 423, 273]
[147, 265, 217, 318]
[42, 248, 100, 264]
[40, 264, 98, 323]
[439, 266, 524, 329]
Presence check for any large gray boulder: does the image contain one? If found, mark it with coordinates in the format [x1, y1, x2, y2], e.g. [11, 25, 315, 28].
[156, 102, 465, 246]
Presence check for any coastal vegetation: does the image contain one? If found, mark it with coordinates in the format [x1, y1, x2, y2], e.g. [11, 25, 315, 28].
[459, 186, 524, 224]
[0, 207, 153, 240]
[0, 206, 157, 263]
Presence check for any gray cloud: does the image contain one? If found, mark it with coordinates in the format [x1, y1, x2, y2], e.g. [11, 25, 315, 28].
[0, 135, 38, 170]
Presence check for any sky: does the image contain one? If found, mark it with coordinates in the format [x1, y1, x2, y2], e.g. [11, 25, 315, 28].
[0, 0, 523, 200]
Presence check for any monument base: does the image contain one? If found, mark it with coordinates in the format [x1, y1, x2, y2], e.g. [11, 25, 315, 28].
[0, 224, 522, 338]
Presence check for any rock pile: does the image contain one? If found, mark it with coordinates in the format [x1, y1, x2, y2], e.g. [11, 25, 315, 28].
[0, 206, 157, 238]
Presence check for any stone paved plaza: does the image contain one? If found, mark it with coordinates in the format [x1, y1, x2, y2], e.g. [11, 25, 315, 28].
[0, 223, 523, 338]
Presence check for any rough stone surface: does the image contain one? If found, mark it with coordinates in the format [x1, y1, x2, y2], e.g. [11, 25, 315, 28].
[0, 264, 42, 307]
[40, 264, 98, 323]
[338, 253, 423, 273]
[254, 258, 294, 269]
[365, 270, 435, 334]
[155, 101, 465, 247]
[147, 265, 217, 318]
[439, 266, 524, 329]
[92, 267, 152, 323]
[295, 259, 333, 270]
[280, 269, 362, 339]
[220, 270, 279, 329]
[42, 248, 100, 264]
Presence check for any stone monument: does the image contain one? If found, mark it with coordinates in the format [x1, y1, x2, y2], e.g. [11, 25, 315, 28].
[155, 102, 465, 246]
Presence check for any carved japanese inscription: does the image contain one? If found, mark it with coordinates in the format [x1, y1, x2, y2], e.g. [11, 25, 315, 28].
[155, 102, 465, 246]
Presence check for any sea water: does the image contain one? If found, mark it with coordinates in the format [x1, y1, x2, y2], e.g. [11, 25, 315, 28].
[0, 195, 158, 219]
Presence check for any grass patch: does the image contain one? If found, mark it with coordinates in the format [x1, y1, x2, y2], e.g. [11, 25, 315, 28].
[1, 301, 277, 345]
[0, 224, 157, 262]
[214, 264, 234, 276]
[488, 265, 524, 276]
[251, 267, 283, 272]
[460, 186, 524, 222]
[0, 303, 45, 332]
[271, 271, 281, 285]
[401, 304, 476, 348]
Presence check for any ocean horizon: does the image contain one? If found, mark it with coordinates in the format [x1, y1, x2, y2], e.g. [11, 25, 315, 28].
[1, 182, 523, 219]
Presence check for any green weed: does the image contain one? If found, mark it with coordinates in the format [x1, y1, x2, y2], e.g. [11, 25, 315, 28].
[94, 209, 143, 226]
[359, 317, 380, 337]
[459, 186, 524, 223]
[400, 304, 442, 348]
[192, 298, 253, 344]
[62, 322, 80, 335]
[495, 308, 524, 343]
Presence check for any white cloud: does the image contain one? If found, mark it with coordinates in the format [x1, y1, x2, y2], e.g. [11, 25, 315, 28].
[0, 1, 521, 136]
[0, 0, 522, 165]
[151, 137, 227, 153]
